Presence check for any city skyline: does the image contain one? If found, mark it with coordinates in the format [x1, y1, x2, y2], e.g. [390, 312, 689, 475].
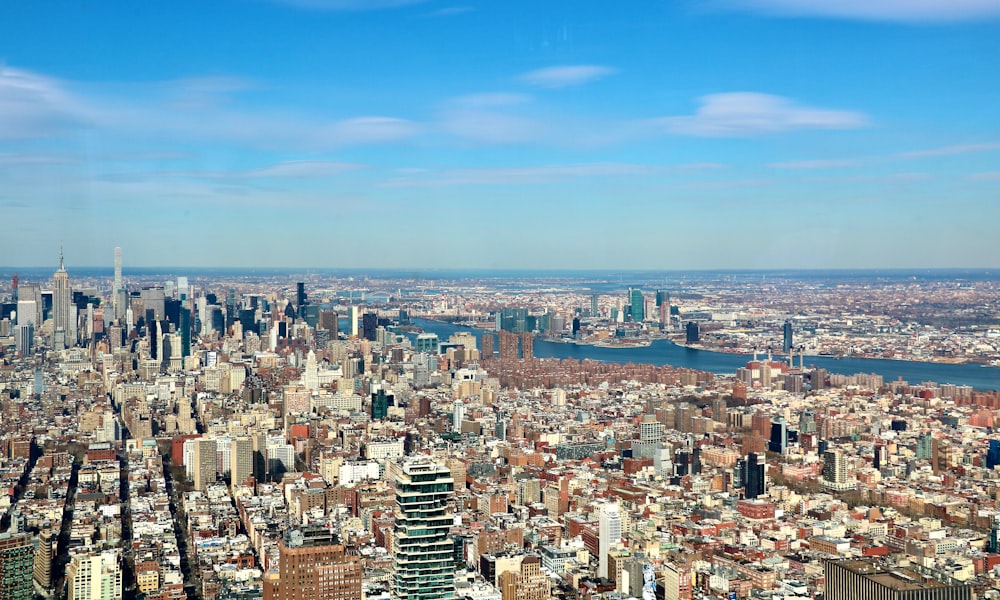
[2, 1, 998, 269]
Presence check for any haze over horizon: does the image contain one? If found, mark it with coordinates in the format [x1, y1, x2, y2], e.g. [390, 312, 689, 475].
[2, 1, 998, 270]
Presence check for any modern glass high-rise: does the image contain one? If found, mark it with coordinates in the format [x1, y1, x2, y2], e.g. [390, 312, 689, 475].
[394, 458, 455, 600]
[782, 321, 794, 353]
[628, 288, 644, 322]
[0, 532, 34, 600]
[987, 440, 1000, 469]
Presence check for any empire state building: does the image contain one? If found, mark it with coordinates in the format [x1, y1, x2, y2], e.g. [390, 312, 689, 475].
[52, 250, 71, 350]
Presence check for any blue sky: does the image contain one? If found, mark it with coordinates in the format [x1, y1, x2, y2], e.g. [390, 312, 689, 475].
[1, 0, 998, 270]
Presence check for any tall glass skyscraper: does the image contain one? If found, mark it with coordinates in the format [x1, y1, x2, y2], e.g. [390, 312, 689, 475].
[394, 459, 455, 600]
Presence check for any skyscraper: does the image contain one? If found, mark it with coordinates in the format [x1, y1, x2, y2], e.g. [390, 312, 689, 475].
[685, 321, 699, 344]
[598, 502, 622, 579]
[113, 247, 126, 320]
[825, 560, 973, 600]
[782, 321, 794, 354]
[362, 312, 378, 341]
[768, 417, 788, 454]
[52, 250, 71, 349]
[231, 437, 254, 490]
[394, 459, 455, 600]
[0, 532, 34, 600]
[987, 440, 1000, 469]
[628, 288, 644, 322]
[822, 449, 852, 490]
[744, 453, 765, 499]
[193, 438, 217, 490]
[263, 526, 362, 600]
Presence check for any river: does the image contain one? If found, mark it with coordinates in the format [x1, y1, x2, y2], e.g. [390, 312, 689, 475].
[412, 318, 1000, 391]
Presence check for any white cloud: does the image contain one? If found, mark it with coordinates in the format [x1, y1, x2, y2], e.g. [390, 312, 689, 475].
[438, 93, 540, 143]
[724, 0, 1000, 22]
[519, 65, 616, 89]
[0, 66, 92, 138]
[968, 171, 1000, 181]
[382, 162, 725, 187]
[0, 65, 420, 149]
[656, 92, 868, 137]
[769, 158, 858, 169]
[896, 142, 1000, 159]
[245, 160, 365, 178]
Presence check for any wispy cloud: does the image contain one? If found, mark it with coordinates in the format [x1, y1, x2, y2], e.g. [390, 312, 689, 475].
[382, 162, 725, 187]
[269, 0, 428, 11]
[722, 0, 1000, 22]
[769, 158, 858, 169]
[655, 92, 869, 137]
[437, 93, 540, 143]
[0, 66, 91, 139]
[0, 65, 420, 149]
[425, 5, 473, 16]
[97, 160, 365, 182]
[896, 142, 1000, 159]
[967, 172, 1000, 181]
[245, 160, 365, 178]
[519, 65, 616, 89]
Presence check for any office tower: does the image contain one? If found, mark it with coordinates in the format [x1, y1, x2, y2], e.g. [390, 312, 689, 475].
[179, 303, 191, 357]
[598, 502, 622, 579]
[685, 321, 699, 343]
[497, 554, 549, 600]
[362, 312, 378, 341]
[66, 551, 123, 600]
[782, 321, 794, 354]
[499, 307, 528, 333]
[348, 306, 359, 337]
[628, 288, 644, 322]
[987, 440, 1000, 469]
[231, 437, 254, 489]
[296, 282, 307, 308]
[825, 560, 973, 600]
[193, 438, 217, 490]
[571, 317, 581, 336]
[15, 300, 36, 327]
[394, 458, 455, 600]
[0, 532, 34, 600]
[655, 290, 670, 327]
[319, 310, 338, 337]
[590, 294, 599, 317]
[52, 250, 71, 349]
[371, 389, 389, 421]
[14, 324, 32, 357]
[416, 333, 439, 354]
[768, 417, 788, 454]
[742, 453, 765, 499]
[140, 287, 166, 321]
[263, 526, 362, 600]
[33, 529, 54, 593]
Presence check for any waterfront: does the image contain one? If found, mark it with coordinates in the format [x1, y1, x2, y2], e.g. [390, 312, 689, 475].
[413, 318, 1000, 391]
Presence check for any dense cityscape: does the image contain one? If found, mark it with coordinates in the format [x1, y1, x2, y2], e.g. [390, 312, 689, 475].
[3, 1, 999, 599]
[0, 253, 998, 600]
